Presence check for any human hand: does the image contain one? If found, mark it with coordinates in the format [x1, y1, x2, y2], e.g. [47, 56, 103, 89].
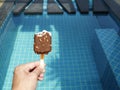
[12, 61, 46, 90]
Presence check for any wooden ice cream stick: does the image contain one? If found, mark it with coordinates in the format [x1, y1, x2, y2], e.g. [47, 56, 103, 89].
[40, 54, 44, 60]
[40, 54, 45, 68]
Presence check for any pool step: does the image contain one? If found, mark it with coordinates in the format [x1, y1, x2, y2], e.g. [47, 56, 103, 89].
[75, 0, 89, 14]
[24, 0, 43, 15]
[47, 0, 63, 14]
[11, 0, 113, 15]
[12, 0, 32, 15]
[93, 0, 108, 14]
[104, 0, 120, 20]
[93, 29, 120, 90]
[57, 0, 76, 14]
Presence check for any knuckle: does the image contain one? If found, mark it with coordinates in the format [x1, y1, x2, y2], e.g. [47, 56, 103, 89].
[14, 66, 21, 74]
[14, 66, 19, 71]
[36, 67, 40, 72]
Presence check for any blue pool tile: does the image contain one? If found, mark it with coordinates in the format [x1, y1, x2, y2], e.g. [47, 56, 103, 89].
[95, 29, 120, 90]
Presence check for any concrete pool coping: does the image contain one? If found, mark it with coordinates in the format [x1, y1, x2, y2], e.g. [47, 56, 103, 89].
[0, 1, 14, 26]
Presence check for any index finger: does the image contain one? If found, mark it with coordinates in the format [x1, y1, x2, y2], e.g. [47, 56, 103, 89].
[24, 61, 40, 71]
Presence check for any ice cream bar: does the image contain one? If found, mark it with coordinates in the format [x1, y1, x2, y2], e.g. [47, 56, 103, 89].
[34, 30, 52, 54]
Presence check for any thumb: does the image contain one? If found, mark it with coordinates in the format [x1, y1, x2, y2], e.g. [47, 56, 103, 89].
[32, 66, 41, 77]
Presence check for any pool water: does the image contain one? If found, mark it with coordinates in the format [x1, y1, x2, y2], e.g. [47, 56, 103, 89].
[0, 12, 119, 90]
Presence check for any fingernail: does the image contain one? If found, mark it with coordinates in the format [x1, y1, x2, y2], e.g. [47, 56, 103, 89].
[40, 73, 44, 77]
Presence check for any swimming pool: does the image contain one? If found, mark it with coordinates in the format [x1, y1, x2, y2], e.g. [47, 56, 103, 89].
[0, 8, 120, 90]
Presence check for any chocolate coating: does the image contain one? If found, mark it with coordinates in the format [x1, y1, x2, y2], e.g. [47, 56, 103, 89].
[34, 31, 51, 54]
